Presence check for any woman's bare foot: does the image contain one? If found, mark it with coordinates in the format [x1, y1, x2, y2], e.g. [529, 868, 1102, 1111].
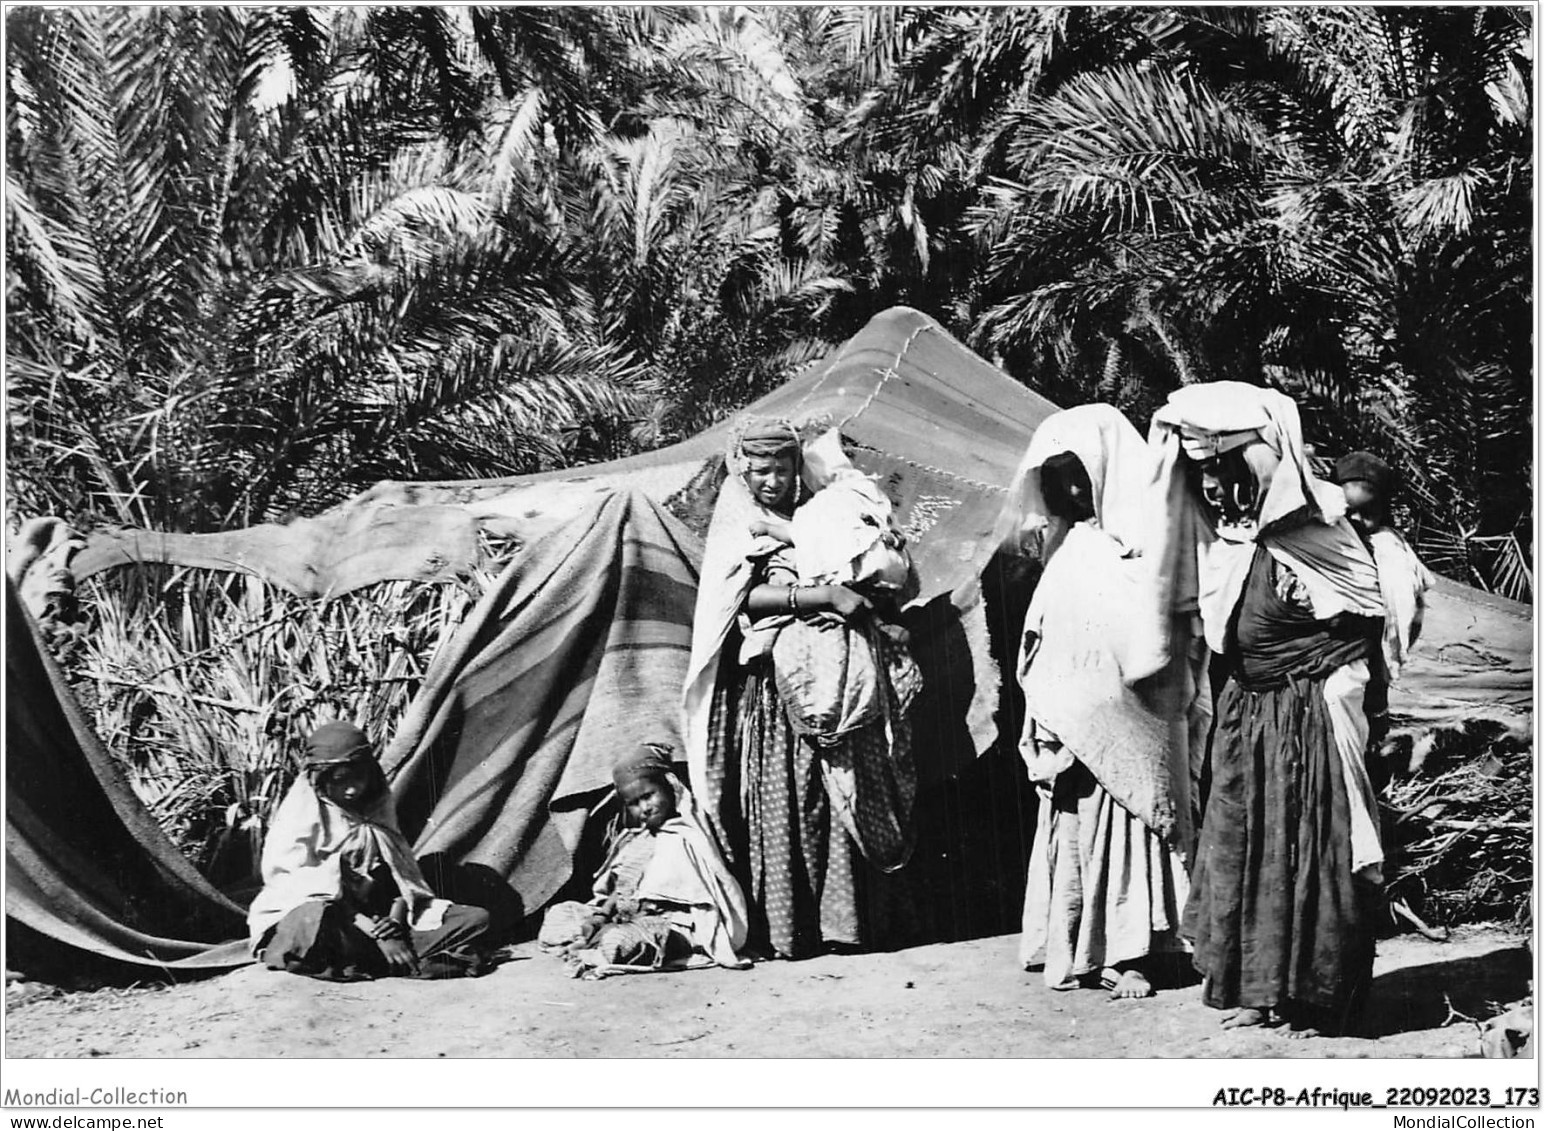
[1104, 967, 1154, 1000]
[1279, 1001, 1340, 1039]
[1221, 1007, 1270, 1029]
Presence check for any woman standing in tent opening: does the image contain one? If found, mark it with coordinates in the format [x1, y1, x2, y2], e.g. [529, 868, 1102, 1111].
[682, 417, 920, 959]
[1000, 404, 1195, 1000]
[1149, 382, 1386, 1037]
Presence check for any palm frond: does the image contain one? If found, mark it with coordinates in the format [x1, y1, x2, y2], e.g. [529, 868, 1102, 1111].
[4, 174, 106, 339]
[1396, 169, 1486, 241]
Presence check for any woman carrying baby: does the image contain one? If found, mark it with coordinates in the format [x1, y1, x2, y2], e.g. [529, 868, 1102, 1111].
[682, 417, 920, 959]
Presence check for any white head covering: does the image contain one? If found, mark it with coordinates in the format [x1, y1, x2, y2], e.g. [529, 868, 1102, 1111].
[1152, 380, 1348, 534]
[1147, 380, 1382, 652]
[999, 403, 1155, 560]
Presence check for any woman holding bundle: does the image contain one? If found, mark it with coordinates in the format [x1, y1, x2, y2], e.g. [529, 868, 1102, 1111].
[682, 417, 919, 959]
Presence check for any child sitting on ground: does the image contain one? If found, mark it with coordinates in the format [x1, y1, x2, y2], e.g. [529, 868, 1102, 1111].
[248, 721, 494, 981]
[538, 743, 749, 977]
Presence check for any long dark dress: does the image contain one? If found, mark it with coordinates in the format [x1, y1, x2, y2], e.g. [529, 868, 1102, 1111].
[1183, 545, 1381, 1025]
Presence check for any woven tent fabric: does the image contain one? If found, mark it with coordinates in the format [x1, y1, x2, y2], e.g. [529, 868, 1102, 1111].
[378, 488, 702, 918]
[5, 580, 251, 971]
[328, 308, 1063, 595]
[61, 307, 1528, 742]
[73, 503, 482, 599]
[9, 306, 1533, 964]
[1391, 577, 1533, 734]
[332, 308, 1528, 745]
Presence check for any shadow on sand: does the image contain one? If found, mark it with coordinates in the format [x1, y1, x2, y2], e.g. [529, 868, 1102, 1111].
[1360, 944, 1532, 1039]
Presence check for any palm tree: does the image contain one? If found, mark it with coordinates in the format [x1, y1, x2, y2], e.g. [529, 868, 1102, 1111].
[530, 6, 865, 441]
[5, 6, 649, 532]
[9, 6, 1530, 600]
[1148, 6, 1533, 595]
[952, 5, 1531, 595]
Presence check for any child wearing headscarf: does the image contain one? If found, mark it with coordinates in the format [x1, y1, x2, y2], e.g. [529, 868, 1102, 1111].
[247, 721, 493, 980]
[538, 742, 749, 977]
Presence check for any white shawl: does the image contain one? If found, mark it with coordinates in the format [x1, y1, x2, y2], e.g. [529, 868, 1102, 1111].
[1007, 404, 1192, 849]
[246, 776, 446, 952]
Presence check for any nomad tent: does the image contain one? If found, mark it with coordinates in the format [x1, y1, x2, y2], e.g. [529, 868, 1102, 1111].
[7, 307, 1532, 973]
[6, 582, 251, 973]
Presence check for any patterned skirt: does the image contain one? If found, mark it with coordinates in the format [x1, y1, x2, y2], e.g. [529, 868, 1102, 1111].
[705, 660, 857, 958]
[1182, 672, 1379, 1021]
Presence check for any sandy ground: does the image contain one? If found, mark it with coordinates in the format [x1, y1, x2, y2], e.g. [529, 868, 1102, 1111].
[3, 925, 1530, 1060]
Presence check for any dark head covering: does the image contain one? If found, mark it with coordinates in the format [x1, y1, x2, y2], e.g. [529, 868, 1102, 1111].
[613, 742, 674, 790]
[1334, 451, 1395, 501]
[735, 418, 801, 461]
[304, 721, 375, 771]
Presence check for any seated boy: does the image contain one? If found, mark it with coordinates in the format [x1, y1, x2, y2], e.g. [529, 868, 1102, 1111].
[247, 721, 493, 981]
[539, 743, 749, 977]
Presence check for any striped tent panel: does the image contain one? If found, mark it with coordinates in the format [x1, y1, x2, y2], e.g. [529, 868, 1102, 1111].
[380, 489, 701, 918]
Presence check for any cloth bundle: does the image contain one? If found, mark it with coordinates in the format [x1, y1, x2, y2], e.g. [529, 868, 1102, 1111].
[772, 617, 920, 744]
[1369, 529, 1433, 683]
[582, 916, 687, 969]
[789, 428, 910, 591]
